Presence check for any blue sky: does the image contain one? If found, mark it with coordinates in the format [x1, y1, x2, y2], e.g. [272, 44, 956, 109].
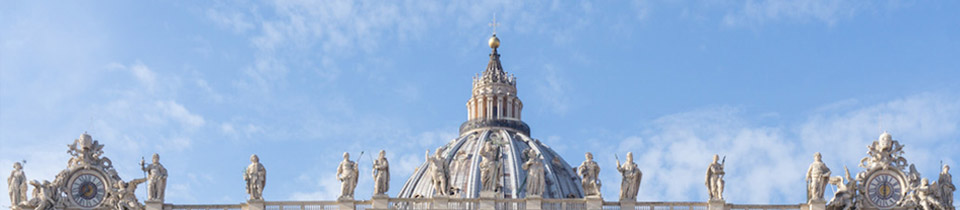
[1, 0, 958, 207]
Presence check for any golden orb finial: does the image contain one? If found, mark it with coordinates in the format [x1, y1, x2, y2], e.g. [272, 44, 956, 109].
[488, 35, 500, 49]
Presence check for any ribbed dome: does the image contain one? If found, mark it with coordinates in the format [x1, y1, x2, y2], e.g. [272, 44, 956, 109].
[397, 128, 584, 199]
[398, 34, 583, 199]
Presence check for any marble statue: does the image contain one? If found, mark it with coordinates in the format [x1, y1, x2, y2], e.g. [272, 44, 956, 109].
[426, 148, 450, 196]
[705, 154, 725, 201]
[937, 165, 954, 208]
[8, 162, 28, 206]
[244, 154, 266, 200]
[917, 178, 945, 210]
[521, 148, 545, 196]
[32, 180, 59, 210]
[140, 153, 167, 201]
[114, 178, 147, 210]
[806, 152, 831, 203]
[827, 166, 856, 210]
[616, 152, 642, 201]
[577, 152, 601, 197]
[479, 141, 500, 192]
[372, 150, 390, 196]
[337, 152, 359, 199]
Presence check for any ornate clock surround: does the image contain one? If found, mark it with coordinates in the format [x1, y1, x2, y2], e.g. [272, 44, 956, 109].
[66, 169, 112, 208]
[860, 168, 908, 208]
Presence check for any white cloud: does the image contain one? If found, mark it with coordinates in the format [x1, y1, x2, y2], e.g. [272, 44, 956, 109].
[536, 64, 570, 115]
[206, 7, 255, 34]
[722, 0, 863, 27]
[131, 61, 158, 90]
[157, 100, 206, 129]
[611, 93, 960, 203]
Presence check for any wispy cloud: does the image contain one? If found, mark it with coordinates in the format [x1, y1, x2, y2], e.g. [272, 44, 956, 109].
[721, 0, 884, 27]
[536, 64, 570, 115]
[604, 92, 960, 203]
[157, 100, 206, 129]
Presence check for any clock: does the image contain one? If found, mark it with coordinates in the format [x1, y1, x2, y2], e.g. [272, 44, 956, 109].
[69, 172, 107, 208]
[866, 173, 903, 208]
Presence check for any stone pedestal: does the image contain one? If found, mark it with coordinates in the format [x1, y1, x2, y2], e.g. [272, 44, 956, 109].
[479, 191, 497, 210]
[525, 195, 542, 210]
[243, 200, 265, 210]
[585, 195, 603, 210]
[619, 199, 636, 210]
[337, 198, 356, 210]
[431, 196, 449, 210]
[371, 194, 389, 210]
[145, 200, 164, 210]
[708, 200, 726, 210]
[805, 200, 826, 210]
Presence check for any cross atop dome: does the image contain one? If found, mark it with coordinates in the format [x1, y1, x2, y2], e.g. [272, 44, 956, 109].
[489, 14, 500, 35]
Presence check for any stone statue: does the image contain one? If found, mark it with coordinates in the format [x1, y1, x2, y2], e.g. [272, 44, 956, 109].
[372, 150, 390, 196]
[522, 148, 545, 197]
[426, 148, 450, 196]
[617, 152, 642, 201]
[114, 178, 147, 210]
[31, 180, 59, 210]
[806, 152, 831, 203]
[577, 152, 601, 197]
[337, 152, 359, 199]
[243, 154, 266, 200]
[917, 178, 945, 210]
[827, 166, 856, 210]
[937, 165, 954, 208]
[479, 141, 500, 192]
[705, 154, 725, 201]
[8, 162, 28, 206]
[140, 153, 167, 201]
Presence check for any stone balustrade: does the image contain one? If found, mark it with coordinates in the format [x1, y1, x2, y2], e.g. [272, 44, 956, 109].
[158, 199, 810, 210]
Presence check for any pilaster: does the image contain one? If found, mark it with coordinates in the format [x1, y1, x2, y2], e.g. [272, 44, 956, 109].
[708, 199, 726, 210]
[525, 195, 542, 210]
[371, 194, 389, 210]
[585, 195, 603, 210]
[805, 200, 826, 210]
[337, 198, 356, 210]
[431, 196, 449, 210]
[619, 199, 635, 210]
[145, 200, 164, 210]
[243, 200, 264, 210]
[479, 191, 497, 210]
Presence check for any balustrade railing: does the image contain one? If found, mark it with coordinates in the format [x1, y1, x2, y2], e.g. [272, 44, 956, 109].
[163, 199, 807, 210]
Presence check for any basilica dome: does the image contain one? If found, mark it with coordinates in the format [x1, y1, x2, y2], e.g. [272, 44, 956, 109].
[397, 35, 585, 199]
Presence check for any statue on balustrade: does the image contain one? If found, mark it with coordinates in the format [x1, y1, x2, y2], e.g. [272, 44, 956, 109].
[806, 152, 831, 203]
[578, 152, 601, 197]
[8, 162, 28, 206]
[30, 180, 60, 210]
[140, 153, 167, 201]
[827, 166, 855, 210]
[337, 152, 358, 199]
[114, 178, 146, 210]
[917, 178, 945, 210]
[244, 154, 266, 200]
[427, 148, 450, 196]
[617, 152, 642, 201]
[372, 150, 390, 196]
[937, 165, 954, 209]
[479, 141, 500, 192]
[522, 148, 545, 197]
[705, 154, 725, 201]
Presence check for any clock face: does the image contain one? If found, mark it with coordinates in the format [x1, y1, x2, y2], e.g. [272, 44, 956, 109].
[867, 173, 902, 208]
[70, 173, 106, 207]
